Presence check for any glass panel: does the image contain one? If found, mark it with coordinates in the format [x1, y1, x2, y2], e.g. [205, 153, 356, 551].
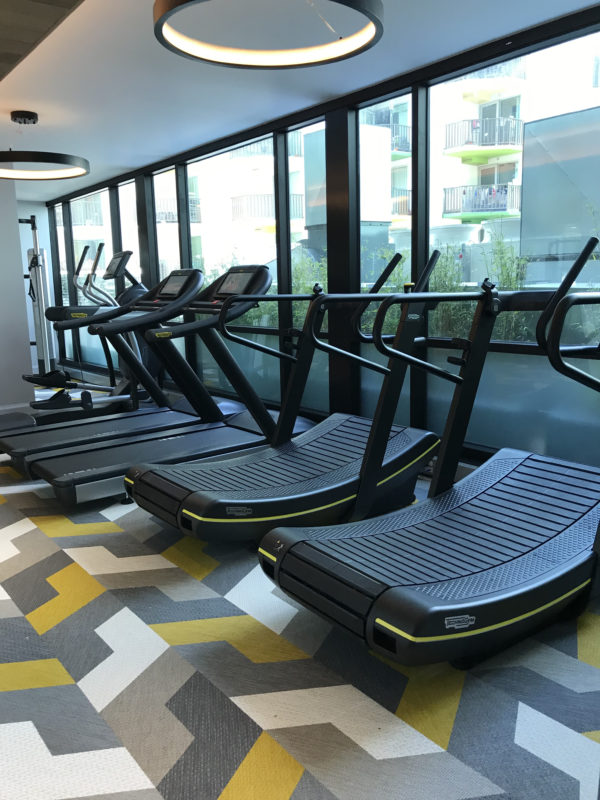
[71, 189, 114, 304]
[118, 181, 141, 282]
[154, 169, 180, 279]
[196, 333, 280, 404]
[359, 96, 412, 290]
[429, 32, 600, 343]
[427, 348, 600, 466]
[359, 96, 412, 415]
[188, 139, 280, 403]
[187, 139, 277, 284]
[288, 122, 329, 413]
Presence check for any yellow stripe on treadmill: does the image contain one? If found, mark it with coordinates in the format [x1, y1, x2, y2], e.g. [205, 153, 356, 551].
[376, 439, 440, 487]
[376, 580, 592, 643]
[258, 547, 277, 563]
[26, 562, 105, 635]
[181, 441, 438, 525]
[161, 537, 219, 581]
[150, 616, 309, 663]
[30, 515, 124, 538]
[218, 732, 304, 800]
[395, 663, 466, 750]
[578, 611, 600, 668]
[124, 477, 134, 485]
[0, 659, 74, 691]
[0, 466, 23, 481]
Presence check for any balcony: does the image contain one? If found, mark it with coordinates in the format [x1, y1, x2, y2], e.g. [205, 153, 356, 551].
[457, 58, 526, 103]
[232, 193, 304, 221]
[444, 118, 523, 163]
[391, 124, 411, 159]
[392, 188, 412, 216]
[443, 183, 521, 222]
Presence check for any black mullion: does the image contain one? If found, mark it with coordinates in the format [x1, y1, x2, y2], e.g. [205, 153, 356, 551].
[410, 85, 429, 431]
[274, 131, 293, 401]
[135, 174, 159, 288]
[175, 163, 197, 368]
[48, 205, 66, 362]
[62, 201, 82, 365]
[175, 163, 192, 270]
[325, 107, 360, 415]
[108, 186, 124, 295]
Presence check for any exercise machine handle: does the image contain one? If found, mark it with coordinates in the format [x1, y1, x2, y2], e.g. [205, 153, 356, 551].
[546, 292, 600, 393]
[535, 236, 599, 352]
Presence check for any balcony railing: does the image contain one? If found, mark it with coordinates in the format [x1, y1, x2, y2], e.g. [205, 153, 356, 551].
[445, 117, 523, 150]
[391, 188, 412, 215]
[391, 124, 411, 153]
[443, 183, 521, 215]
[232, 193, 304, 220]
[71, 199, 103, 227]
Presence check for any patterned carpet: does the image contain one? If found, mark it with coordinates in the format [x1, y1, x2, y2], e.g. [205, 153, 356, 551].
[0, 462, 599, 800]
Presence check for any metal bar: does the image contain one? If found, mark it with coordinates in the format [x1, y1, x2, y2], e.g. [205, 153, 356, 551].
[274, 131, 294, 397]
[104, 332, 170, 408]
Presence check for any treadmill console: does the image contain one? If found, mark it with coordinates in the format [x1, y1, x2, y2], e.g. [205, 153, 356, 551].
[215, 267, 265, 299]
[102, 251, 133, 280]
[158, 271, 191, 298]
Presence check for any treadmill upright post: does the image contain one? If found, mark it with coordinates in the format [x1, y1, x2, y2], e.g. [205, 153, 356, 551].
[428, 280, 499, 497]
[105, 333, 170, 409]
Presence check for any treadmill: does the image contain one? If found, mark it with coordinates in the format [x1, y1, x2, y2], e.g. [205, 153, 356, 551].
[0, 268, 205, 474]
[256, 237, 600, 666]
[124, 251, 497, 541]
[15, 265, 307, 506]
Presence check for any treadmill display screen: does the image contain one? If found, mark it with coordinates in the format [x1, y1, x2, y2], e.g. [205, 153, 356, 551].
[160, 274, 188, 297]
[216, 271, 255, 297]
[103, 253, 129, 279]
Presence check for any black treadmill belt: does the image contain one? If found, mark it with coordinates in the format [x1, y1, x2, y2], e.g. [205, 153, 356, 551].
[306, 454, 599, 587]
[30, 424, 263, 485]
[2, 409, 196, 459]
[157, 415, 406, 494]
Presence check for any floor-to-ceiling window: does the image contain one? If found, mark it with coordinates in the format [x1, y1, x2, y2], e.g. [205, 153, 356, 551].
[427, 30, 600, 462]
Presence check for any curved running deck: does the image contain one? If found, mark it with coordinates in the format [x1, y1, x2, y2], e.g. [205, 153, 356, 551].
[125, 413, 439, 541]
[258, 449, 600, 665]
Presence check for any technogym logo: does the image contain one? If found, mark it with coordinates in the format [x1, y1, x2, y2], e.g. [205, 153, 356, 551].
[225, 506, 253, 517]
[444, 614, 476, 630]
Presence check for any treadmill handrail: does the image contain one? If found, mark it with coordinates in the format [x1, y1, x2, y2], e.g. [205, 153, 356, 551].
[352, 250, 441, 344]
[217, 293, 321, 363]
[547, 291, 600, 393]
[88, 271, 204, 336]
[535, 236, 599, 352]
[371, 284, 499, 385]
[53, 302, 132, 331]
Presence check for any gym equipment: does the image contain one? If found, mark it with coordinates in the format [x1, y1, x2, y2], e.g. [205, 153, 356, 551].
[8, 265, 310, 506]
[257, 237, 600, 666]
[123, 252, 490, 541]
[0, 247, 144, 433]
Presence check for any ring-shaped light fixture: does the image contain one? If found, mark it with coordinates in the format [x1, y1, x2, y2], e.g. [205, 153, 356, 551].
[153, 0, 384, 68]
[0, 151, 90, 181]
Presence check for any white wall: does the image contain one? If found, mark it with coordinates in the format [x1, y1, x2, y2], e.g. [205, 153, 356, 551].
[0, 183, 36, 406]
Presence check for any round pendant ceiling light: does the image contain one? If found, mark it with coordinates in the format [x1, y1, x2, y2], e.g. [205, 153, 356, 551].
[0, 151, 90, 181]
[153, 0, 384, 68]
[0, 111, 90, 181]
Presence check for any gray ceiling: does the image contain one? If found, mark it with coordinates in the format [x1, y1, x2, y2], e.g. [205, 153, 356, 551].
[0, 0, 84, 81]
[0, 0, 597, 203]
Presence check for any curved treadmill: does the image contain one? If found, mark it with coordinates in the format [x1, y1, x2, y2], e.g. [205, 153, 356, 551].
[125, 274, 502, 541]
[14, 266, 288, 505]
[257, 243, 600, 666]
